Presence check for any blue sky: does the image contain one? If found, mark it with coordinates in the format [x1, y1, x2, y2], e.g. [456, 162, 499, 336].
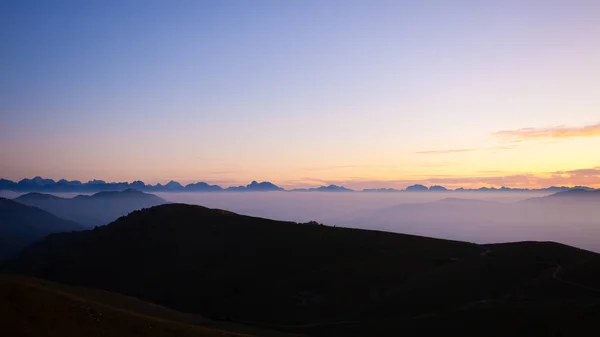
[1, 0, 600, 188]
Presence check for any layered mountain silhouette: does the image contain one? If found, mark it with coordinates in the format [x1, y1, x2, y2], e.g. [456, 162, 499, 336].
[164, 181, 184, 191]
[184, 182, 223, 192]
[405, 184, 429, 191]
[1, 176, 596, 193]
[14, 189, 166, 227]
[0, 198, 82, 260]
[522, 188, 600, 203]
[5, 202, 600, 336]
[225, 180, 284, 192]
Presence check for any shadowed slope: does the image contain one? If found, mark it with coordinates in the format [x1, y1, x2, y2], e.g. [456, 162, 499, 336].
[0, 197, 82, 260]
[0, 274, 297, 337]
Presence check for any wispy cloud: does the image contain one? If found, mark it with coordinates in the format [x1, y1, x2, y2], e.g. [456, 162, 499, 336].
[301, 164, 399, 171]
[494, 122, 600, 141]
[301, 165, 364, 171]
[428, 167, 600, 188]
[415, 149, 474, 155]
[417, 123, 600, 155]
[415, 145, 516, 155]
[286, 167, 600, 189]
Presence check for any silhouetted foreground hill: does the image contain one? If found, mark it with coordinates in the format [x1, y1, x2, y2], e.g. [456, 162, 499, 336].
[5, 204, 481, 324]
[14, 189, 167, 227]
[5, 203, 600, 336]
[0, 198, 82, 260]
[0, 274, 297, 337]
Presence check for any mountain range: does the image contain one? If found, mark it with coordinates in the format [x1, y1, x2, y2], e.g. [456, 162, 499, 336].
[1, 176, 596, 193]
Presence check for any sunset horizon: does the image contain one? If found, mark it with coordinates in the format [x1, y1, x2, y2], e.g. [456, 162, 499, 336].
[2, 163, 599, 190]
[3, 2, 600, 335]
[2, 1, 599, 190]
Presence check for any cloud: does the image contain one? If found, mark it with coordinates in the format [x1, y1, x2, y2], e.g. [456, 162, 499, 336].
[415, 149, 474, 155]
[301, 164, 399, 171]
[301, 165, 364, 171]
[418, 123, 600, 155]
[415, 145, 516, 155]
[288, 167, 600, 189]
[424, 168, 600, 188]
[414, 162, 456, 167]
[553, 168, 600, 176]
[494, 122, 600, 141]
[450, 168, 600, 188]
[298, 177, 332, 184]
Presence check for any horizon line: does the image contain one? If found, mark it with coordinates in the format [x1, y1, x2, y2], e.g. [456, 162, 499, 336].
[0, 176, 597, 192]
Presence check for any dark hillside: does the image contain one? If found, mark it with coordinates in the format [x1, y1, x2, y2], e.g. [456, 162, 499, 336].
[6, 203, 481, 324]
[6, 204, 600, 336]
[0, 197, 82, 260]
[0, 274, 296, 337]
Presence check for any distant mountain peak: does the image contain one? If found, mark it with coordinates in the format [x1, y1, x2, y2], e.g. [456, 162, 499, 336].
[184, 181, 223, 191]
[244, 181, 283, 191]
[316, 185, 353, 192]
[87, 179, 107, 185]
[165, 181, 183, 189]
[17, 176, 56, 186]
[406, 184, 429, 191]
[130, 180, 146, 187]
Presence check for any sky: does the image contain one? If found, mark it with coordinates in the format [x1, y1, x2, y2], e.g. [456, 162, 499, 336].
[1, 0, 600, 189]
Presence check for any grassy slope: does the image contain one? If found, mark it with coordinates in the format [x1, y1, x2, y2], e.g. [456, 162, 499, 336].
[311, 241, 600, 336]
[5, 203, 600, 336]
[5, 204, 482, 325]
[0, 274, 299, 337]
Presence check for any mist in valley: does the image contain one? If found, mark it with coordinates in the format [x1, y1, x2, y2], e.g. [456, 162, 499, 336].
[156, 191, 600, 253]
[3, 189, 599, 252]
